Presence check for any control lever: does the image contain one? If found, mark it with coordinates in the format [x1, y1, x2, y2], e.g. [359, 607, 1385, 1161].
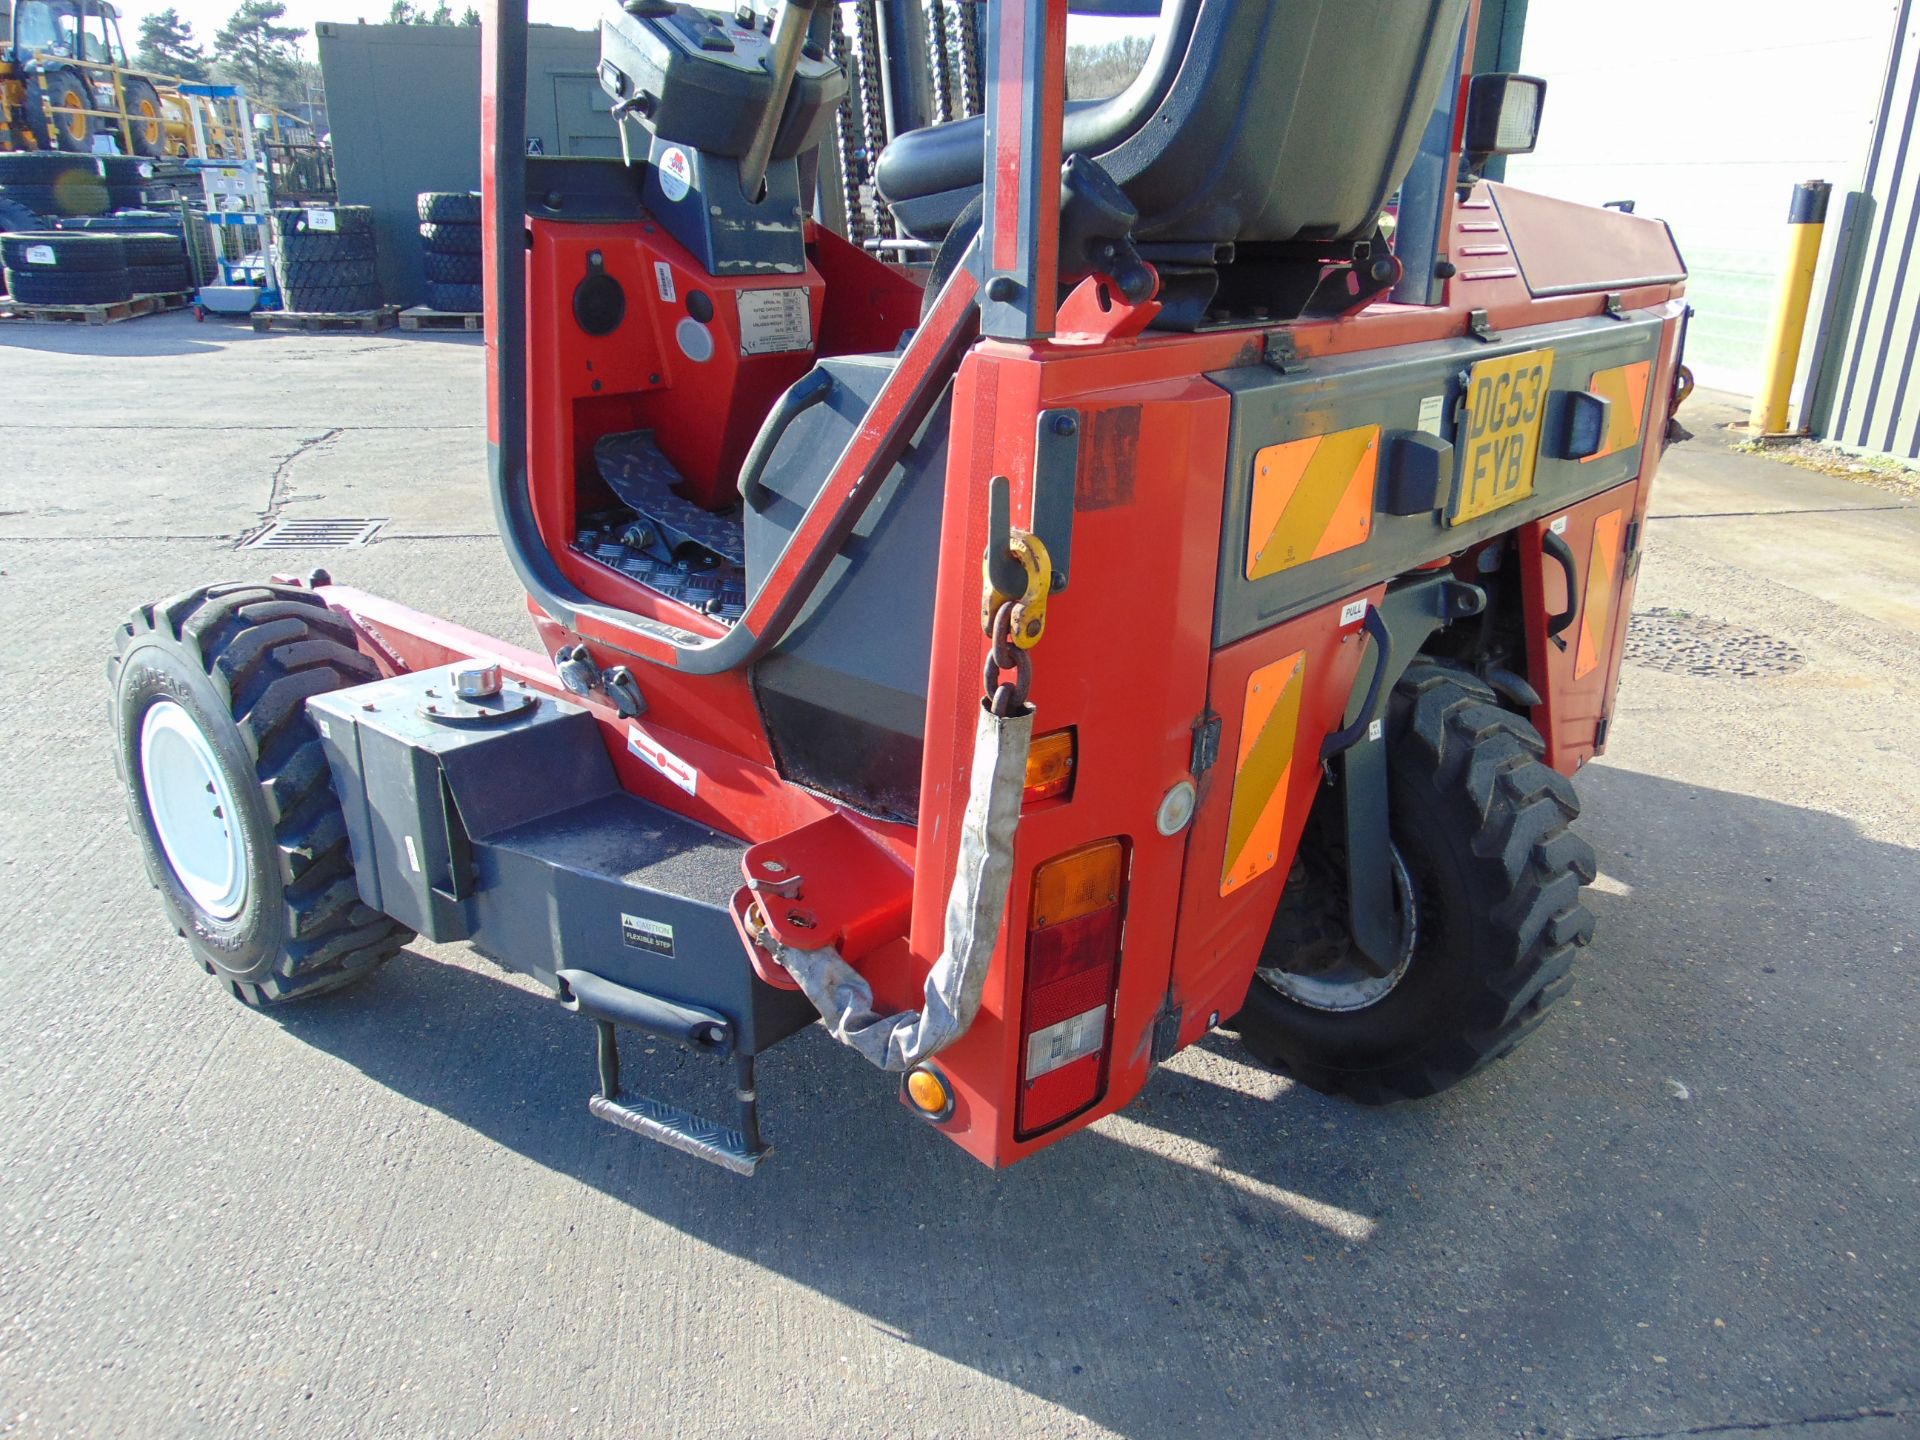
[737, 0, 815, 201]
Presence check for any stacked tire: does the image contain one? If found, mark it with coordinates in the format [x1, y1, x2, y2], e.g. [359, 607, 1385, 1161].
[0, 194, 47, 298]
[66, 210, 217, 288]
[0, 152, 152, 219]
[1, 232, 133, 307]
[273, 205, 380, 314]
[417, 192, 482, 314]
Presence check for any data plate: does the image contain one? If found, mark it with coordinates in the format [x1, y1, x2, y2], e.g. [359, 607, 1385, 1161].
[1451, 347, 1555, 525]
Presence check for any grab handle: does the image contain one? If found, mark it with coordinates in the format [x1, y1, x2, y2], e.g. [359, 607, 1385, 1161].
[1321, 605, 1394, 759]
[1542, 529, 1580, 652]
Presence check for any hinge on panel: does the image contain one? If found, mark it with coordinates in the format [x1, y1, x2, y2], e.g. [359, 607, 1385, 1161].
[1594, 716, 1611, 750]
[1468, 309, 1497, 342]
[1190, 710, 1223, 777]
[1624, 517, 1641, 554]
[1603, 292, 1628, 320]
[1150, 999, 1183, 1064]
[1263, 331, 1307, 373]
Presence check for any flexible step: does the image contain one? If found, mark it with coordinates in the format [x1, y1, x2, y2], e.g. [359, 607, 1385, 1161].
[588, 1093, 766, 1176]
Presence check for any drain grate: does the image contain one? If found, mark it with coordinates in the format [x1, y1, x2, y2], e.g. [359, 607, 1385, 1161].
[244, 517, 386, 549]
[1624, 607, 1805, 679]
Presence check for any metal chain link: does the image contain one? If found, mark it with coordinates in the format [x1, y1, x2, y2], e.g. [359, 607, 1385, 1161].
[852, 0, 892, 241]
[925, 0, 953, 125]
[954, 0, 984, 118]
[828, 3, 869, 245]
[984, 601, 1033, 717]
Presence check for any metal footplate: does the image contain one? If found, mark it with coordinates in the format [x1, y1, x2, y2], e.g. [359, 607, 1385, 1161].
[587, 1092, 766, 1177]
[564, 969, 770, 1177]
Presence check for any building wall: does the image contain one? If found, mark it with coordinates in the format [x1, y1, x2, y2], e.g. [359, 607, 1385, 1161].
[315, 20, 617, 306]
[1817, 1, 1920, 458]
[1502, 0, 1897, 399]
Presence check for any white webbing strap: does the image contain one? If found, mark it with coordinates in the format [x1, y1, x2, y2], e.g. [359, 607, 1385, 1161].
[771, 703, 1033, 1072]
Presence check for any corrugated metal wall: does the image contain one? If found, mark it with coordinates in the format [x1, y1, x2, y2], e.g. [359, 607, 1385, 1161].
[316, 22, 617, 307]
[1820, 1, 1920, 458]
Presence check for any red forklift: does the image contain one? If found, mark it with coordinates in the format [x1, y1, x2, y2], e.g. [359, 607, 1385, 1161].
[108, 0, 1689, 1174]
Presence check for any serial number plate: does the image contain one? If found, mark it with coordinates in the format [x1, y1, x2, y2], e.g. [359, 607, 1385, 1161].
[1451, 347, 1555, 526]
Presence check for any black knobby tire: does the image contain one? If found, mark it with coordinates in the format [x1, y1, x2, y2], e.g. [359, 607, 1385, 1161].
[1233, 660, 1597, 1102]
[417, 191, 481, 224]
[419, 220, 482, 255]
[44, 67, 94, 151]
[425, 280, 483, 314]
[0, 178, 110, 217]
[0, 195, 48, 232]
[4, 265, 133, 306]
[118, 76, 168, 158]
[280, 255, 378, 290]
[277, 229, 376, 264]
[0, 152, 92, 184]
[116, 231, 187, 267]
[421, 248, 481, 284]
[1, 230, 126, 271]
[129, 262, 192, 295]
[272, 204, 373, 237]
[109, 584, 414, 1005]
[282, 282, 384, 314]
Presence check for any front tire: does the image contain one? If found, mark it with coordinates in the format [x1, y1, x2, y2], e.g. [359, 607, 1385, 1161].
[109, 584, 414, 1005]
[1234, 660, 1597, 1102]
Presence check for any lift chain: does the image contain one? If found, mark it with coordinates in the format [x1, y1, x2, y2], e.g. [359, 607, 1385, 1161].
[984, 601, 1033, 717]
[981, 530, 1051, 716]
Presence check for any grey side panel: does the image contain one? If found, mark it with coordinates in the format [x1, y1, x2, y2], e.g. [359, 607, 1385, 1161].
[744, 354, 948, 822]
[1213, 312, 1663, 646]
[316, 21, 617, 305]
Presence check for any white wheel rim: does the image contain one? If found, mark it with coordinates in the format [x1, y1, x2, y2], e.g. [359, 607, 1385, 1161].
[140, 700, 249, 920]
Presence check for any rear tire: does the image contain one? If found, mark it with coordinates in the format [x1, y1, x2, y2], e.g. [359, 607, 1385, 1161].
[1233, 660, 1596, 1102]
[120, 76, 167, 157]
[45, 68, 93, 152]
[109, 584, 414, 1006]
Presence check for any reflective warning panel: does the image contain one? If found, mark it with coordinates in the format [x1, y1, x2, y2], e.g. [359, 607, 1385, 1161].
[1574, 507, 1627, 680]
[1221, 651, 1307, 896]
[1584, 360, 1652, 463]
[1245, 425, 1379, 579]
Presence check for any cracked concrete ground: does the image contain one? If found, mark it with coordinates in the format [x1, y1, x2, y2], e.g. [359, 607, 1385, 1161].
[0, 319, 1914, 1439]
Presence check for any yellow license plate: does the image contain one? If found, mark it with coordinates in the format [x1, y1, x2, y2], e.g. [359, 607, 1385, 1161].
[1451, 347, 1556, 526]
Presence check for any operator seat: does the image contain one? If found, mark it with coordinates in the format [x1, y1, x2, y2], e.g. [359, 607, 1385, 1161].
[875, 0, 1468, 250]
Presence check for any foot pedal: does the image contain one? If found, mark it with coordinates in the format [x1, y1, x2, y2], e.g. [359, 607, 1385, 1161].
[588, 1093, 766, 1176]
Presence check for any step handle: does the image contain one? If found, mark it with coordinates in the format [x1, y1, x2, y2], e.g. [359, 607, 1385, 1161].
[558, 968, 734, 1057]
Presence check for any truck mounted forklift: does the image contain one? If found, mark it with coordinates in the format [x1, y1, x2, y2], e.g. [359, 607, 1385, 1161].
[108, 0, 1690, 1174]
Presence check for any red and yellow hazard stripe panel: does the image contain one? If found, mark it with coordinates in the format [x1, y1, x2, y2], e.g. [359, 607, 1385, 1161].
[1574, 507, 1627, 679]
[1221, 650, 1307, 896]
[1245, 425, 1379, 579]
[1584, 360, 1652, 463]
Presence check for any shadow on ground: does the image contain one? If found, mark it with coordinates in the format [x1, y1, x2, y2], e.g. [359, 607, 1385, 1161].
[263, 763, 1920, 1439]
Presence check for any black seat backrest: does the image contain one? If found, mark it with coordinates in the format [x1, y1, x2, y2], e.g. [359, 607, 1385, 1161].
[876, 0, 1468, 249]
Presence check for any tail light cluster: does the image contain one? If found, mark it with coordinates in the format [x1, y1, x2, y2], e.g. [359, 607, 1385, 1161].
[1018, 838, 1127, 1137]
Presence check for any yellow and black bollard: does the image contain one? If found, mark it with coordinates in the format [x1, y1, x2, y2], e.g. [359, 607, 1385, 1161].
[1750, 179, 1832, 436]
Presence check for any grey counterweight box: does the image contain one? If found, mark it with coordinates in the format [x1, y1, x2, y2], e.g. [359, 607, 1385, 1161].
[306, 665, 815, 1055]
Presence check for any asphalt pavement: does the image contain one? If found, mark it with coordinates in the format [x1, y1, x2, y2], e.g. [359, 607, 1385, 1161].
[0, 315, 1914, 1439]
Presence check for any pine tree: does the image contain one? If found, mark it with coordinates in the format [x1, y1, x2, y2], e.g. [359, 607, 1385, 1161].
[213, 0, 306, 104]
[135, 7, 210, 81]
[459, 7, 480, 23]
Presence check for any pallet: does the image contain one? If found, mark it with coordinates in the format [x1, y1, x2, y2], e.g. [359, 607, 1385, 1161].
[0, 292, 170, 326]
[251, 305, 400, 334]
[398, 305, 483, 332]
